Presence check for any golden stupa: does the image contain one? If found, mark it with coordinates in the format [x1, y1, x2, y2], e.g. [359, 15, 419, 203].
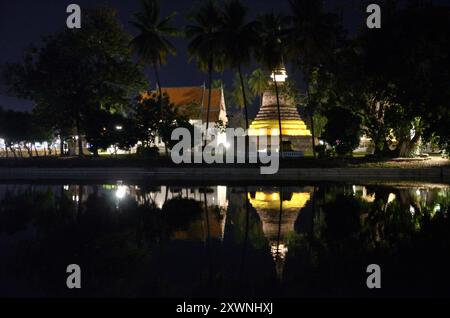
[248, 66, 312, 152]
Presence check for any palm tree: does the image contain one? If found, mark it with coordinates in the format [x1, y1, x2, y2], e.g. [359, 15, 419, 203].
[248, 68, 269, 109]
[219, 0, 258, 130]
[254, 13, 287, 155]
[130, 0, 178, 98]
[186, 0, 224, 148]
[285, 0, 340, 158]
[231, 72, 253, 112]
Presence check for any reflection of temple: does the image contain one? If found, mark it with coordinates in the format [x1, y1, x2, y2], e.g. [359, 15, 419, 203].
[248, 188, 312, 279]
[64, 184, 228, 242]
[248, 65, 312, 152]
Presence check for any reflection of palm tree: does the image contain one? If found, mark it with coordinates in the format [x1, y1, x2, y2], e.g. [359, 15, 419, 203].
[203, 191, 214, 290]
[130, 0, 178, 97]
[239, 188, 251, 288]
[275, 187, 284, 279]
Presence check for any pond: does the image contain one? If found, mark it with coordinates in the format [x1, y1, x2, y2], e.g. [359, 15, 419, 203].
[0, 181, 449, 298]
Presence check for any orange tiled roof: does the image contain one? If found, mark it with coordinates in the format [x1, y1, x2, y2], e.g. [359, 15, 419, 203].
[142, 86, 223, 122]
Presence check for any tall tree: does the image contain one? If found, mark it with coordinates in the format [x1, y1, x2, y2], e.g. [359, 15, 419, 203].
[186, 0, 224, 148]
[286, 0, 340, 158]
[254, 13, 287, 154]
[4, 7, 147, 157]
[219, 0, 258, 130]
[248, 68, 269, 109]
[130, 0, 179, 98]
[231, 72, 253, 112]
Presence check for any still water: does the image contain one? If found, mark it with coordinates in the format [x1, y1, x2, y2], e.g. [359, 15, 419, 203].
[0, 181, 449, 298]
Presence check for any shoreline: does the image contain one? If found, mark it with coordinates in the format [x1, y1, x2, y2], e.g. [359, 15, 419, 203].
[0, 167, 449, 183]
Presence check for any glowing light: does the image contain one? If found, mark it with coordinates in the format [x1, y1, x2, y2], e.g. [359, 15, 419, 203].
[271, 68, 288, 83]
[115, 186, 127, 199]
[115, 125, 123, 131]
[248, 120, 312, 137]
[387, 193, 396, 204]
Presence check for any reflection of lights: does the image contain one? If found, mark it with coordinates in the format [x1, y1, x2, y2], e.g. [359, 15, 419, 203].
[410, 205, 415, 216]
[434, 204, 441, 213]
[72, 195, 79, 202]
[387, 193, 396, 204]
[271, 243, 288, 260]
[416, 189, 421, 197]
[116, 186, 127, 199]
[64, 185, 70, 191]
[249, 192, 311, 210]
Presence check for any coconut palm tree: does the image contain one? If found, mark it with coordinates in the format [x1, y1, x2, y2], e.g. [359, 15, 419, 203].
[186, 0, 224, 148]
[248, 68, 269, 109]
[231, 72, 253, 112]
[254, 13, 288, 155]
[285, 0, 340, 158]
[130, 0, 178, 98]
[219, 0, 258, 130]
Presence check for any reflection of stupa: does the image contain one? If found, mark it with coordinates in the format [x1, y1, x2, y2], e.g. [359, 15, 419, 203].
[248, 190, 311, 279]
[248, 65, 312, 152]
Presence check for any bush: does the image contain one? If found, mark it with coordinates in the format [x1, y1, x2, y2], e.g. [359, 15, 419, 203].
[136, 146, 159, 158]
[315, 145, 327, 159]
[322, 107, 363, 156]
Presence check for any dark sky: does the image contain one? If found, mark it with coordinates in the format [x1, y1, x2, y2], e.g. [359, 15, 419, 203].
[0, 0, 447, 113]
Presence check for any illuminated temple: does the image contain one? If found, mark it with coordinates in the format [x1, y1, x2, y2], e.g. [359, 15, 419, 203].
[248, 65, 312, 152]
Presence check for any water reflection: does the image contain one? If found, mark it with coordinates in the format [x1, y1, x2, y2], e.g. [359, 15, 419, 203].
[247, 189, 312, 279]
[0, 182, 449, 297]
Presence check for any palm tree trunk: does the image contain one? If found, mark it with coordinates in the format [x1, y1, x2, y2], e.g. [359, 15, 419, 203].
[76, 124, 83, 158]
[60, 136, 65, 157]
[238, 65, 249, 160]
[204, 56, 214, 150]
[274, 79, 283, 157]
[306, 84, 317, 158]
[34, 144, 39, 157]
[154, 60, 163, 99]
[238, 65, 249, 129]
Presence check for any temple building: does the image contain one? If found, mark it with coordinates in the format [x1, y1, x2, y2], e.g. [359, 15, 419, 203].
[248, 66, 313, 153]
[142, 86, 229, 152]
[144, 86, 228, 125]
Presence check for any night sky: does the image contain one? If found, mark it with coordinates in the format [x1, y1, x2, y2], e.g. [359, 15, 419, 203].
[0, 0, 447, 113]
